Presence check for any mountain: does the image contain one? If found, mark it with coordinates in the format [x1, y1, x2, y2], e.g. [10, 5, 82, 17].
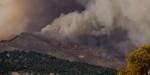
[0, 33, 82, 61]
[0, 32, 124, 68]
[0, 50, 116, 75]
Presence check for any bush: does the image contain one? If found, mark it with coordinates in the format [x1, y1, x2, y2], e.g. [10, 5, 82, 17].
[126, 45, 150, 75]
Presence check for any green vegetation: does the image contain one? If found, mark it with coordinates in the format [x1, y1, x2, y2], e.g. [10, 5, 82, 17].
[0, 50, 116, 75]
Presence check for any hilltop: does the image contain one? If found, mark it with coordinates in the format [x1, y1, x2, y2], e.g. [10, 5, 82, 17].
[0, 32, 124, 68]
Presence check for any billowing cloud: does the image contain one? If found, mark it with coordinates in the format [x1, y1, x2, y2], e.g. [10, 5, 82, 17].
[42, 0, 150, 54]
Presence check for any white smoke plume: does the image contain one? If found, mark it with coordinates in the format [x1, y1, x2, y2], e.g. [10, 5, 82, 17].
[42, 0, 150, 53]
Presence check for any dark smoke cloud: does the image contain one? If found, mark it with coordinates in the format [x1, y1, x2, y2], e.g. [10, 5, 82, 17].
[22, 0, 85, 31]
[77, 0, 90, 6]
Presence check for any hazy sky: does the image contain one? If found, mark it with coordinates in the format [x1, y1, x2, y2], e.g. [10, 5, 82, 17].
[0, 0, 85, 40]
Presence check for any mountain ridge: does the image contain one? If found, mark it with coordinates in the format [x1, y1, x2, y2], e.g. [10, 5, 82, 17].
[0, 32, 124, 68]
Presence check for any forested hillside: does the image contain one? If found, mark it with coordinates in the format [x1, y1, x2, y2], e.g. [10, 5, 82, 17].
[0, 50, 116, 75]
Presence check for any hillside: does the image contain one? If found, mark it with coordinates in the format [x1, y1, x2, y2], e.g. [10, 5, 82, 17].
[0, 50, 116, 75]
[0, 32, 124, 68]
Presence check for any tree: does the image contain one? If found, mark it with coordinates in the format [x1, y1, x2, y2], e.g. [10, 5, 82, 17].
[117, 68, 126, 75]
[126, 45, 150, 75]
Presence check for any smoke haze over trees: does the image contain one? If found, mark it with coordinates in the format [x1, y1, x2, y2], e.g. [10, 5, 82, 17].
[1, 0, 150, 68]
